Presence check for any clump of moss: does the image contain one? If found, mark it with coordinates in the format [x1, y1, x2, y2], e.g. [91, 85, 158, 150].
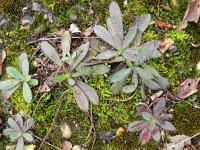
[0, 0, 24, 16]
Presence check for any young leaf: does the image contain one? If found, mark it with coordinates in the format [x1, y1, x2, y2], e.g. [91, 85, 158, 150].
[70, 43, 89, 71]
[23, 133, 33, 142]
[109, 1, 123, 42]
[135, 67, 154, 80]
[16, 137, 24, 150]
[159, 121, 176, 131]
[110, 68, 131, 83]
[23, 82, 32, 103]
[23, 118, 34, 132]
[128, 121, 147, 132]
[95, 51, 117, 60]
[135, 14, 151, 33]
[28, 79, 38, 86]
[40, 41, 63, 66]
[8, 118, 20, 131]
[153, 98, 166, 117]
[53, 74, 68, 83]
[76, 81, 99, 105]
[142, 112, 154, 121]
[72, 85, 89, 112]
[122, 25, 137, 49]
[94, 25, 116, 49]
[61, 31, 71, 57]
[10, 131, 21, 140]
[110, 76, 127, 95]
[0, 79, 20, 91]
[15, 114, 23, 128]
[152, 127, 161, 142]
[6, 67, 23, 79]
[136, 103, 149, 116]
[159, 114, 173, 120]
[3, 128, 15, 136]
[19, 53, 29, 76]
[140, 127, 151, 145]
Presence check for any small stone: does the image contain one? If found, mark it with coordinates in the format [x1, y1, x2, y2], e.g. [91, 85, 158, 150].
[72, 145, 82, 150]
[22, 7, 29, 14]
[21, 15, 33, 25]
[32, 2, 43, 12]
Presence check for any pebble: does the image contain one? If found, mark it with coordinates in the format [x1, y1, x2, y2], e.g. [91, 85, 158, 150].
[32, 2, 43, 12]
[21, 15, 33, 25]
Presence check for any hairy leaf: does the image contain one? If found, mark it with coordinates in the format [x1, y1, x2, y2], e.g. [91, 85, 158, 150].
[143, 79, 160, 90]
[23, 118, 34, 132]
[159, 114, 173, 120]
[131, 29, 142, 47]
[28, 79, 38, 86]
[8, 118, 20, 131]
[0, 79, 20, 91]
[136, 103, 149, 116]
[142, 64, 160, 77]
[23, 133, 33, 142]
[23, 82, 32, 103]
[142, 112, 154, 121]
[53, 74, 68, 83]
[6, 67, 23, 79]
[109, 1, 123, 42]
[122, 84, 137, 93]
[153, 98, 166, 116]
[154, 76, 169, 89]
[128, 121, 147, 132]
[72, 85, 89, 112]
[0, 85, 20, 100]
[40, 41, 63, 66]
[16, 137, 24, 150]
[61, 31, 71, 57]
[122, 48, 139, 61]
[3, 128, 15, 136]
[95, 51, 117, 60]
[70, 43, 89, 71]
[110, 76, 128, 95]
[110, 68, 131, 83]
[76, 81, 99, 105]
[92, 64, 110, 75]
[152, 127, 161, 142]
[136, 67, 154, 80]
[10, 131, 21, 140]
[135, 14, 151, 33]
[94, 25, 116, 48]
[159, 121, 176, 131]
[19, 53, 29, 76]
[67, 78, 75, 86]
[15, 114, 23, 128]
[122, 25, 137, 49]
[140, 127, 151, 145]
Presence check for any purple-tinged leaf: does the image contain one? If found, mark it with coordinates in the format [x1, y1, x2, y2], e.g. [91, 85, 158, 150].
[15, 114, 23, 128]
[159, 114, 173, 120]
[110, 68, 131, 83]
[61, 31, 71, 57]
[0, 85, 20, 100]
[41, 41, 63, 66]
[135, 14, 151, 33]
[23, 117, 34, 132]
[110, 75, 128, 95]
[72, 85, 89, 112]
[159, 121, 176, 131]
[109, 1, 123, 42]
[142, 112, 154, 121]
[95, 51, 117, 60]
[140, 127, 151, 145]
[152, 127, 161, 142]
[143, 79, 160, 90]
[136, 103, 149, 116]
[131, 29, 142, 47]
[128, 121, 147, 132]
[154, 76, 169, 90]
[76, 81, 98, 105]
[94, 25, 116, 48]
[19, 53, 29, 76]
[122, 25, 137, 49]
[153, 98, 166, 116]
[70, 43, 89, 71]
[16, 137, 24, 150]
[122, 48, 139, 61]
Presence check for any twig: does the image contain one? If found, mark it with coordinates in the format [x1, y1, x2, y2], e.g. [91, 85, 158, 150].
[100, 90, 137, 102]
[38, 95, 65, 149]
[165, 132, 200, 150]
[34, 135, 62, 150]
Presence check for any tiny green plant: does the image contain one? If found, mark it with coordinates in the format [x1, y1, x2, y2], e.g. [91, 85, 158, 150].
[94, 1, 169, 95]
[0, 53, 38, 103]
[3, 114, 34, 150]
[40, 31, 109, 112]
[127, 98, 176, 145]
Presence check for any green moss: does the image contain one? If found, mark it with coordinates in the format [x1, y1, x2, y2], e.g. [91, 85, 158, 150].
[171, 103, 200, 136]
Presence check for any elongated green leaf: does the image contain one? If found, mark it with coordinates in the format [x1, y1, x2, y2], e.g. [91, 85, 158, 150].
[8, 118, 20, 131]
[107, 18, 122, 49]
[76, 81, 99, 105]
[122, 48, 139, 61]
[109, 1, 123, 42]
[94, 25, 116, 48]
[19, 53, 29, 76]
[41, 41, 63, 66]
[61, 31, 71, 57]
[123, 70, 138, 93]
[70, 43, 89, 71]
[16, 137, 24, 150]
[10, 131, 21, 140]
[136, 67, 154, 80]
[131, 29, 142, 47]
[0, 79, 20, 91]
[72, 85, 89, 112]
[159, 121, 176, 131]
[135, 14, 151, 33]
[53, 74, 68, 83]
[142, 64, 161, 77]
[23, 82, 32, 103]
[96, 51, 117, 60]
[143, 79, 160, 90]
[92, 64, 110, 75]
[3, 128, 15, 136]
[128, 121, 147, 132]
[122, 25, 137, 49]
[151, 49, 162, 58]
[23, 133, 33, 142]
[110, 68, 131, 83]
[6, 67, 23, 79]
[154, 76, 169, 89]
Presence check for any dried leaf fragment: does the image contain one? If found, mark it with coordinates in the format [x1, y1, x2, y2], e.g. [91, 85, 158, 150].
[155, 19, 175, 30]
[159, 38, 174, 53]
[62, 141, 72, 150]
[177, 78, 200, 99]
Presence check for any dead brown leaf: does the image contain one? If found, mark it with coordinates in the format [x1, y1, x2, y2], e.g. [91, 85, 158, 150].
[150, 90, 163, 101]
[179, 0, 200, 29]
[0, 48, 6, 76]
[62, 141, 72, 150]
[159, 38, 174, 53]
[160, 5, 172, 11]
[155, 19, 176, 30]
[69, 23, 81, 34]
[52, 28, 66, 36]
[83, 26, 93, 37]
[177, 78, 200, 99]
[39, 82, 50, 93]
